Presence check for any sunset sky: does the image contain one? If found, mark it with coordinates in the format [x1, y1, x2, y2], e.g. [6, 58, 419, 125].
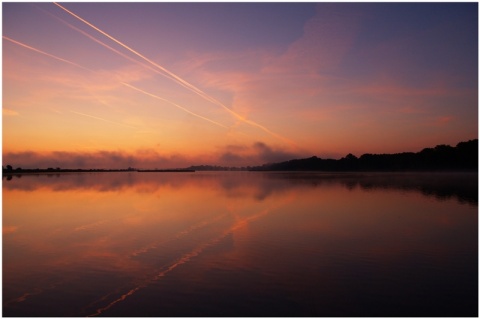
[2, 2, 478, 169]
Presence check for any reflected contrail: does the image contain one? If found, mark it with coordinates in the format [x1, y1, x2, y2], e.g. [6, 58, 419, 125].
[88, 196, 294, 317]
[53, 2, 293, 145]
[4, 281, 63, 307]
[131, 213, 228, 258]
[82, 212, 229, 315]
[4, 35, 229, 130]
[121, 83, 229, 129]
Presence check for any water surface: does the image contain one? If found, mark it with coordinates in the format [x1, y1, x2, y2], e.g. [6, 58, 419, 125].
[3, 172, 477, 316]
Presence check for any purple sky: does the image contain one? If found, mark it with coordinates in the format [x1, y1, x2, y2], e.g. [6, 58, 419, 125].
[2, 2, 478, 168]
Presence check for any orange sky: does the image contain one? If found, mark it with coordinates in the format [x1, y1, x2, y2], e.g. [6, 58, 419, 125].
[2, 3, 477, 168]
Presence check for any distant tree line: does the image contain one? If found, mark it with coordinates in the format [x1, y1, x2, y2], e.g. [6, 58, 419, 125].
[3, 139, 477, 173]
[2, 167, 136, 174]
[251, 139, 478, 172]
[186, 165, 251, 171]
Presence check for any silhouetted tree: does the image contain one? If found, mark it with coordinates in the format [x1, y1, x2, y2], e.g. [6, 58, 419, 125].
[250, 139, 478, 172]
[339, 153, 359, 170]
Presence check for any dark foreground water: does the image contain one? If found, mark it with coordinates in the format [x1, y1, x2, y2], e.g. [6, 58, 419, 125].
[3, 172, 478, 317]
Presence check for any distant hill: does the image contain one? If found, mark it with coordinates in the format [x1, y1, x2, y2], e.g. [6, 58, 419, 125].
[250, 139, 478, 172]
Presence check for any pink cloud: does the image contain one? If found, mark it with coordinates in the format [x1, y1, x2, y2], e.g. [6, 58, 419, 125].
[3, 108, 19, 116]
[175, 4, 363, 117]
[3, 226, 18, 235]
[350, 81, 472, 99]
[434, 115, 455, 126]
[262, 4, 362, 74]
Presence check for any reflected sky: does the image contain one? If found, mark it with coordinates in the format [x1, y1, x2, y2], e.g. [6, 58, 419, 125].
[3, 171, 477, 205]
[3, 172, 477, 316]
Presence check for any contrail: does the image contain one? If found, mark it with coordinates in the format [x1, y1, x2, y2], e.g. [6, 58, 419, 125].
[3, 36, 90, 71]
[121, 83, 229, 129]
[4, 35, 229, 130]
[37, 9, 232, 131]
[53, 2, 293, 145]
[37, 8, 236, 130]
[71, 111, 138, 129]
[34, 5, 161, 78]
[74, 219, 108, 232]
[52, 2, 229, 108]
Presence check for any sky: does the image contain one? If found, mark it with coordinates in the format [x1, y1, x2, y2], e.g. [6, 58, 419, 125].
[2, 2, 478, 169]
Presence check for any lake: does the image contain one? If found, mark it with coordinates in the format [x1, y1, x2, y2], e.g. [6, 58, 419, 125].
[3, 171, 478, 316]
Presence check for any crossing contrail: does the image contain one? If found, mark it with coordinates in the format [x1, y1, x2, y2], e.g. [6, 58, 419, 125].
[38, 7, 236, 129]
[53, 2, 293, 145]
[3, 35, 230, 130]
[27, 8, 229, 129]
[34, 4, 161, 78]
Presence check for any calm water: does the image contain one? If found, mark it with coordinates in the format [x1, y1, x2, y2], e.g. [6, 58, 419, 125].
[3, 172, 478, 317]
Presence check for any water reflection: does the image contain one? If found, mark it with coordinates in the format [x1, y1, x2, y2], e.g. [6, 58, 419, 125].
[3, 171, 478, 205]
[3, 172, 477, 316]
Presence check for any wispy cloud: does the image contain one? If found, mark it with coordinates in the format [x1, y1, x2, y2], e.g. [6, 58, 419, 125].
[3, 108, 19, 116]
[121, 83, 229, 129]
[3, 226, 18, 235]
[53, 2, 291, 145]
[218, 141, 304, 166]
[70, 111, 137, 129]
[171, 5, 363, 137]
[2, 35, 230, 131]
[433, 115, 455, 126]
[3, 35, 90, 71]
[261, 3, 362, 74]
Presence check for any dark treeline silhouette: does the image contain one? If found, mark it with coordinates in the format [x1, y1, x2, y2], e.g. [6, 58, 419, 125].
[187, 165, 251, 171]
[2, 167, 130, 174]
[3, 139, 477, 173]
[251, 139, 478, 171]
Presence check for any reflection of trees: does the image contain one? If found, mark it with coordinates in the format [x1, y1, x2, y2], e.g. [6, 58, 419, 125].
[354, 173, 477, 205]
[2, 171, 477, 206]
[3, 174, 22, 181]
[263, 172, 478, 206]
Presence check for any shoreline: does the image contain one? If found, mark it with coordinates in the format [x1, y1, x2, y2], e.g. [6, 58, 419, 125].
[2, 169, 477, 176]
[2, 169, 195, 175]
